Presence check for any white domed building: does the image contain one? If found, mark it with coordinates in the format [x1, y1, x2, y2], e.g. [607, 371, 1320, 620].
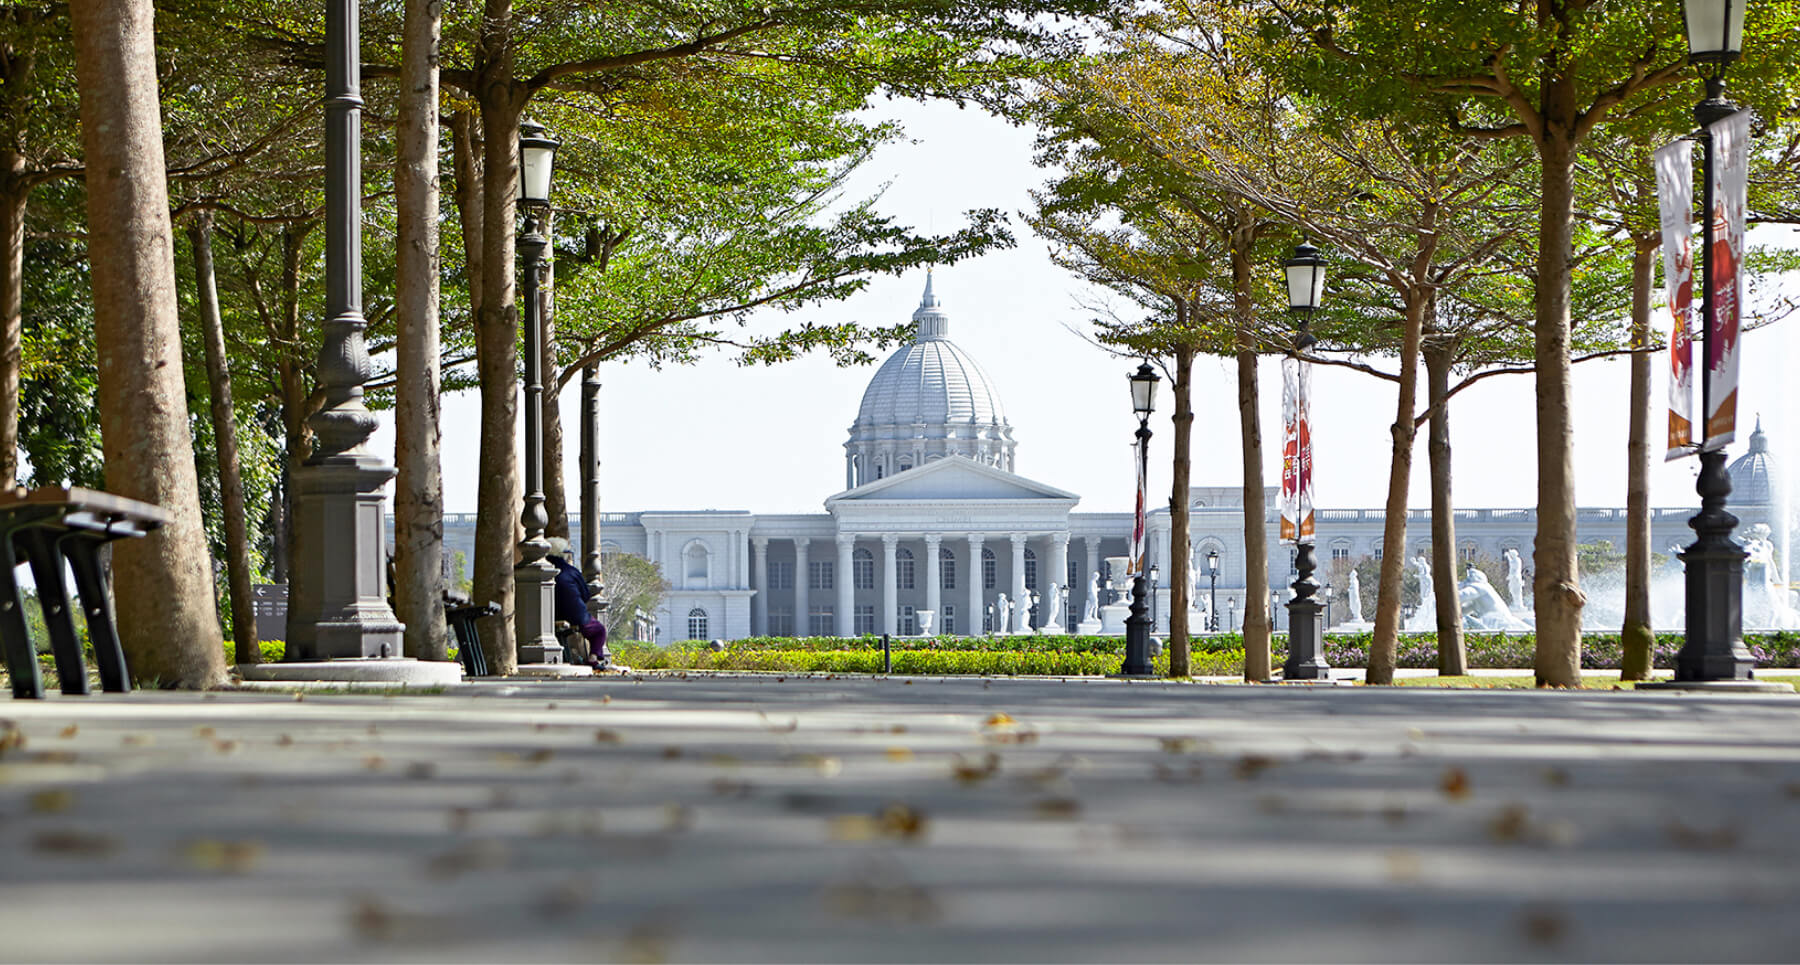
[569, 273, 1786, 642]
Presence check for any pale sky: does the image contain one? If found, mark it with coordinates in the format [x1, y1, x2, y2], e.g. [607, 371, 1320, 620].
[391, 98, 1799, 521]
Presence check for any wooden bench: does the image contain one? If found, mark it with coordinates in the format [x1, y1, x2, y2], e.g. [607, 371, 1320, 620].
[1, 487, 169, 699]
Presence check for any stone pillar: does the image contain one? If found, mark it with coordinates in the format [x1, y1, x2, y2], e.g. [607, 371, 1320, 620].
[1010, 533, 1028, 632]
[881, 533, 899, 636]
[923, 533, 942, 635]
[836, 534, 855, 637]
[793, 538, 810, 638]
[751, 537, 769, 637]
[1050, 532, 1070, 629]
[967, 533, 985, 635]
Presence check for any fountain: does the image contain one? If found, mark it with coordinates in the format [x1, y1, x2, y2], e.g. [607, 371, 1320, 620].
[1098, 556, 1131, 635]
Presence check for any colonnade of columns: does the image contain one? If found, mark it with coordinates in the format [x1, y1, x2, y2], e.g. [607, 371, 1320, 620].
[745, 531, 1128, 637]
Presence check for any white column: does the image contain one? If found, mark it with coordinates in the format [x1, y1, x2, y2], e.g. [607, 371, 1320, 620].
[923, 533, 942, 633]
[836, 534, 856, 637]
[881, 533, 899, 636]
[1010, 533, 1028, 632]
[793, 538, 810, 638]
[1050, 532, 1070, 629]
[751, 536, 769, 636]
[967, 534, 984, 635]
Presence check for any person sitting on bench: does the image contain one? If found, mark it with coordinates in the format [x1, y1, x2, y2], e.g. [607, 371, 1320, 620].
[547, 538, 611, 670]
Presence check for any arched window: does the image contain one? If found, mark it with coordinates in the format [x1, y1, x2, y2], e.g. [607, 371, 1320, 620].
[684, 541, 709, 588]
[687, 607, 709, 640]
[849, 455, 862, 488]
[1459, 541, 1478, 564]
[940, 546, 956, 590]
[853, 547, 875, 590]
[875, 462, 886, 480]
[1024, 547, 1038, 590]
[897, 547, 915, 589]
[982, 547, 996, 589]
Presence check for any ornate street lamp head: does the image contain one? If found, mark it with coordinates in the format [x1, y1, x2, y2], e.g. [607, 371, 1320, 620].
[1682, 0, 1745, 65]
[1129, 360, 1160, 420]
[1206, 548, 1219, 576]
[1284, 241, 1327, 313]
[518, 118, 561, 209]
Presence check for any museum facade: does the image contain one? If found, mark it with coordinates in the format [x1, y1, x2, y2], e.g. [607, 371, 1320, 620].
[460, 275, 1783, 642]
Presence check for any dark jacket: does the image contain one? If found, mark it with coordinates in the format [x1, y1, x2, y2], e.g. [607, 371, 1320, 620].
[550, 555, 592, 626]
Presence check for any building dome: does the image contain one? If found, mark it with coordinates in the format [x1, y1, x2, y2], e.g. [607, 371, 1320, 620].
[1728, 417, 1778, 505]
[844, 273, 1016, 488]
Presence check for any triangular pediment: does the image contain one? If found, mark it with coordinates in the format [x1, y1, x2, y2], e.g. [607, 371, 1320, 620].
[826, 455, 1078, 504]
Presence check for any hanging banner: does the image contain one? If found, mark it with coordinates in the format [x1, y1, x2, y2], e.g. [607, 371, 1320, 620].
[1280, 357, 1302, 543]
[1130, 436, 1147, 575]
[1297, 360, 1315, 543]
[1654, 139, 1695, 460]
[1705, 109, 1750, 451]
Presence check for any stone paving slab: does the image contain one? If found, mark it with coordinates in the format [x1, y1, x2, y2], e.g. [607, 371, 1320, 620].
[2, 675, 1799, 963]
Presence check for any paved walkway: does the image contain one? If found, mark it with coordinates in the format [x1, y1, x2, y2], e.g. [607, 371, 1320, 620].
[3, 675, 1799, 963]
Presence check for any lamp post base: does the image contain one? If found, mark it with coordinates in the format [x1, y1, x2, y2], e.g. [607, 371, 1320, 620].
[285, 457, 404, 661]
[514, 554, 563, 665]
[1675, 449, 1754, 682]
[1121, 574, 1154, 676]
[1283, 543, 1331, 680]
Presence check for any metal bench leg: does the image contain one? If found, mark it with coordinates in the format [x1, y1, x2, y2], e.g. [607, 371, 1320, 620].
[61, 538, 130, 694]
[1, 532, 44, 699]
[19, 531, 88, 695]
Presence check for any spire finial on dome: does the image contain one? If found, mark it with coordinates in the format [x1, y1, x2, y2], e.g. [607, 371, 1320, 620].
[912, 269, 949, 340]
[1750, 414, 1768, 452]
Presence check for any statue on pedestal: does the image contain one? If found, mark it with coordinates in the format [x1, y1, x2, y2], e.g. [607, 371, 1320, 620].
[995, 593, 1012, 636]
[1503, 547, 1526, 611]
[1347, 569, 1364, 625]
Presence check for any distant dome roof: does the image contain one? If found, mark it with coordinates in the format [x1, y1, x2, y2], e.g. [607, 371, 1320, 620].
[842, 273, 1017, 486]
[1728, 417, 1777, 505]
[852, 273, 1008, 429]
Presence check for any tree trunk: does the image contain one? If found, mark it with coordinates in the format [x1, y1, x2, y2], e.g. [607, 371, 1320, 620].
[185, 213, 257, 665]
[1532, 124, 1586, 687]
[70, 0, 226, 688]
[1621, 238, 1657, 680]
[1231, 237, 1270, 681]
[275, 224, 314, 647]
[470, 3, 527, 674]
[1368, 291, 1426, 685]
[393, 0, 448, 662]
[0, 173, 22, 490]
[1424, 326, 1465, 675]
[1168, 323, 1194, 678]
[540, 208, 570, 541]
[449, 109, 483, 323]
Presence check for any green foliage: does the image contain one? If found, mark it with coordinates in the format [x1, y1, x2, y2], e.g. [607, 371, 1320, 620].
[601, 552, 669, 639]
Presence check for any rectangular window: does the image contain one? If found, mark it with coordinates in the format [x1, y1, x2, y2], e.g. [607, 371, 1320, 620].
[1025, 555, 1038, 590]
[1460, 543, 1477, 563]
[809, 560, 833, 591]
[808, 605, 833, 636]
[941, 555, 956, 591]
[1330, 546, 1349, 561]
[982, 605, 993, 633]
[1289, 550, 1298, 575]
[854, 604, 875, 636]
[1373, 546, 1383, 561]
[898, 553, 915, 590]
[983, 554, 996, 590]
[901, 605, 915, 636]
[768, 561, 793, 590]
[853, 555, 874, 590]
[769, 607, 793, 637]
[942, 604, 956, 635]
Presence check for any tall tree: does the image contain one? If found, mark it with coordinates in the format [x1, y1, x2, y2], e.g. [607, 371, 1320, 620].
[69, 0, 225, 687]
[185, 211, 257, 664]
[393, 0, 448, 661]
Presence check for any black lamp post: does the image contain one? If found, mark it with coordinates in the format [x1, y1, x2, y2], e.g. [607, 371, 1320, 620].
[1122, 361, 1159, 675]
[1282, 242, 1330, 680]
[1148, 564, 1160, 632]
[1205, 548, 1220, 632]
[1324, 582, 1334, 628]
[1652, 0, 1767, 688]
[284, 0, 404, 661]
[513, 119, 565, 667]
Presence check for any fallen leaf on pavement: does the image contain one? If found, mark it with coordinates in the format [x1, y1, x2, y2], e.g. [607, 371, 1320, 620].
[29, 788, 74, 813]
[58, 725, 77, 739]
[181, 838, 265, 873]
[951, 753, 1000, 784]
[1440, 767, 1471, 799]
[33, 829, 118, 857]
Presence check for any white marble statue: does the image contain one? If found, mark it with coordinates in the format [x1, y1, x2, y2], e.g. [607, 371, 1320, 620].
[1503, 547, 1526, 611]
[1043, 584, 1065, 632]
[1346, 569, 1363, 624]
[1458, 566, 1530, 630]
[1083, 573, 1100, 621]
[1404, 555, 1437, 632]
[995, 593, 1012, 635]
[1743, 524, 1799, 629]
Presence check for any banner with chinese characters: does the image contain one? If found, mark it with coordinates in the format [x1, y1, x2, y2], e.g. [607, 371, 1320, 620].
[1654, 138, 1695, 460]
[1280, 357, 1315, 544]
[1704, 109, 1750, 451]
